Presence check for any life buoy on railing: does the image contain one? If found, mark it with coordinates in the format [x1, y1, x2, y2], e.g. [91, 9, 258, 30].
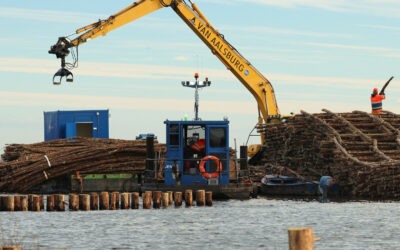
[198, 155, 222, 179]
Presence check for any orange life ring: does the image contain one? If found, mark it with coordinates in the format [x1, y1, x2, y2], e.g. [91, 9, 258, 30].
[198, 155, 222, 179]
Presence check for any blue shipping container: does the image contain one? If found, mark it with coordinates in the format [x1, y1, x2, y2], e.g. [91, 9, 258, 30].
[44, 110, 109, 141]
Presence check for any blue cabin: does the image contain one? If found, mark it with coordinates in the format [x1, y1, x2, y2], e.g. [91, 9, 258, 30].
[44, 110, 109, 141]
[163, 119, 230, 186]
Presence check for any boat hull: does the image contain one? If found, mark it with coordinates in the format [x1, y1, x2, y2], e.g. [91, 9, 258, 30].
[259, 175, 319, 196]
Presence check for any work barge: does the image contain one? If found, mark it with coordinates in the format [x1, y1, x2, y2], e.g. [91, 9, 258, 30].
[0, 137, 251, 199]
[0, 118, 254, 200]
[2, 110, 400, 200]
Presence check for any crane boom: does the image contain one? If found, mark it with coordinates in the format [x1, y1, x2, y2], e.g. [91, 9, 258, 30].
[49, 0, 281, 146]
[71, 0, 168, 47]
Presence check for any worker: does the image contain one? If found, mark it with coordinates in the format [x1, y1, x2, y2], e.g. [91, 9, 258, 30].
[371, 88, 386, 114]
[190, 138, 205, 152]
[319, 176, 334, 203]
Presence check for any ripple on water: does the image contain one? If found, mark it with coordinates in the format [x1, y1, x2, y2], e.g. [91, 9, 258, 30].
[0, 199, 399, 249]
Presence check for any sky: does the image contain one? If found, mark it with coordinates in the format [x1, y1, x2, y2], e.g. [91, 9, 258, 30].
[0, 0, 399, 150]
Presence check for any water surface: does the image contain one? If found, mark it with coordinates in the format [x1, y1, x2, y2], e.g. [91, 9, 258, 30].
[0, 198, 398, 249]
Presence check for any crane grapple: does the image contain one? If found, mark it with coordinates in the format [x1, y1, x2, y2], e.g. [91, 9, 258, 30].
[52, 66, 73, 85]
[49, 37, 74, 85]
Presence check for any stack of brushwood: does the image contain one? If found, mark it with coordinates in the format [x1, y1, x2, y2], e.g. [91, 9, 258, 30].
[250, 110, 400, 200]
[0, 137, 165, 193]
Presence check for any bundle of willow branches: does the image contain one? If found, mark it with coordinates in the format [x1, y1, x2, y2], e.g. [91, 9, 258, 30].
[0, 137, 165, 192]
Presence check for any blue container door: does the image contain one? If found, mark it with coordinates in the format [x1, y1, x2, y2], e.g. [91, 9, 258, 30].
[66, 122, 77, 138]
[164, 123, 182, 185]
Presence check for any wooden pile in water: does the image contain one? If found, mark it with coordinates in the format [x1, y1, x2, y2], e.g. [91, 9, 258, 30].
[0, 137, 166, 193]
[250, 110, 400, 200]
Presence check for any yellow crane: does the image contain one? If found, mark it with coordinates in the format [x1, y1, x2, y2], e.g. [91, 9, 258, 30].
[49, 0, 281, 156]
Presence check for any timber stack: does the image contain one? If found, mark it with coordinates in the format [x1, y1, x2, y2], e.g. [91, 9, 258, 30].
[0, 137, 166, 192]
[250, 109, 400, 200]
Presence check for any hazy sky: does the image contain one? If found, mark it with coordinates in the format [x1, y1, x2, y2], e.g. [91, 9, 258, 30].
[0, 0, 399, 149]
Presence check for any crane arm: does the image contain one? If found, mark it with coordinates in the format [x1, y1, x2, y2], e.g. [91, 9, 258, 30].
[72, 0, 171, 47]
[172, 1, 280, 137]
[49, 0, 280, 145]
[49, 0, 170, 58]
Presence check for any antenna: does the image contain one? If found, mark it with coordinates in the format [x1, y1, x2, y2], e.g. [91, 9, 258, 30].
[181, 73, 211, 120]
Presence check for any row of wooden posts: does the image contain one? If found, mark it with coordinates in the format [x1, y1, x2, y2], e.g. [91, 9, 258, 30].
[0, 190, 213, 212]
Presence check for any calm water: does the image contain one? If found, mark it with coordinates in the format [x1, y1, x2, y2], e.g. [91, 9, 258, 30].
[0, 198, 399, 249]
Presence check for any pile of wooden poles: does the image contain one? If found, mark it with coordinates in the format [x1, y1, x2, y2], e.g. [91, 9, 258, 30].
[251, 110, 400, 200]
[0, 137, 166, 193]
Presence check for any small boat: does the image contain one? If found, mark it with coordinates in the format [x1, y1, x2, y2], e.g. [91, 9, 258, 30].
[259, 175, 319, 196]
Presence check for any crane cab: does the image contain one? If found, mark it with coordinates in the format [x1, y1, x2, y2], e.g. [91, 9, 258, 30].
[163, 119, 230, 186]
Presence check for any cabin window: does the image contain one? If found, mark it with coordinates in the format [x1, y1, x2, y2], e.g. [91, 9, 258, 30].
[183, 125, 206, 174]
[209, 127, 226, 148]
[169, 124, 179, 146]
[184, 125, 205, 147]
